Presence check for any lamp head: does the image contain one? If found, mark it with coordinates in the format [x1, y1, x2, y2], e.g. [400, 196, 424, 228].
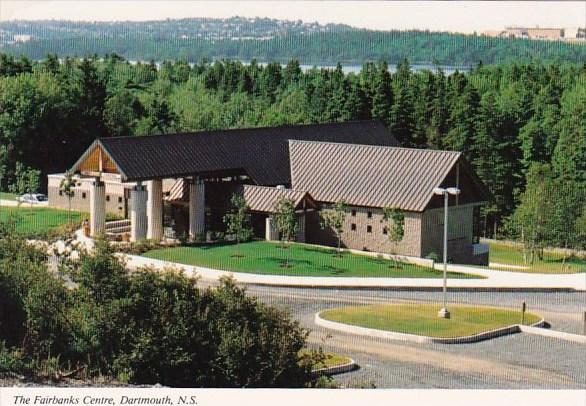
[446, 187, 461, 195]
[433, 187, 446, 195]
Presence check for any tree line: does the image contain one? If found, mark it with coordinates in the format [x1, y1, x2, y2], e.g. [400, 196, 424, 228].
[0, 54, 584, 248]
[3, 25, 586, 65]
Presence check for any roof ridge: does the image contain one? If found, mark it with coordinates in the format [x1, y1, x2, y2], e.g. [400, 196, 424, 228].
[99, 119, 386, 141]
[243, 184, 306, 192]
[288, 139, 462, 155]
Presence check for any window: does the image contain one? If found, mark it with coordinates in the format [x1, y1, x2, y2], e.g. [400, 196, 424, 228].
[71, 191, 75, 197]
[351, 223, 357, 231]
[106, 195, 110, 202]
[82, 192, 86, 199]
[351, 209, 356, 217]
[59, 190, 63, 196]
[367, 225, 372, 233]
[383, 227, 388, 235]
[367, 211, 372, 219]
[118, 196, 123, 203]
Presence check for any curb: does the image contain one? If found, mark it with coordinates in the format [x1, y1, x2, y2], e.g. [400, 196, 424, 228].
[312, 358, 358, 376]
[314, 312, 546, 344]
[245, 283, 578, 293]
[519, 325, 586, 344]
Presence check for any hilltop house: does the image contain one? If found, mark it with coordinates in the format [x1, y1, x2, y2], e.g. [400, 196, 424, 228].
[48, 120, 490, 265]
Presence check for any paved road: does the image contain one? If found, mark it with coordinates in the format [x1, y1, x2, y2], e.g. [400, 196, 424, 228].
[241, 285, 586, 389]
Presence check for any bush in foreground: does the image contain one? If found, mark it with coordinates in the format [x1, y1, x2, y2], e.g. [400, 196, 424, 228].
[0, 228, 313, 387]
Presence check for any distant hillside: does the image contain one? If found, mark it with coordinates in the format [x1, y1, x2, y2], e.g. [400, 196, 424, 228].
[1, 17, 585, 65]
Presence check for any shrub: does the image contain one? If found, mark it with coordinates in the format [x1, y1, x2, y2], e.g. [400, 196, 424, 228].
[0, 228, 315, 387]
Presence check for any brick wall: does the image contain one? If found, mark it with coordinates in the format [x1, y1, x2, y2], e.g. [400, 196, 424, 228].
[421, 203, 479, 263]
[306, 205, 423, 257]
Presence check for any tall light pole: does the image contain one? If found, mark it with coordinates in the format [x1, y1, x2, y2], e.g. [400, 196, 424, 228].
[433, 186, 461, 319]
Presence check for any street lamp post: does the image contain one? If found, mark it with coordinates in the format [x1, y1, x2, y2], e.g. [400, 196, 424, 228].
[433, 186, 461, 319]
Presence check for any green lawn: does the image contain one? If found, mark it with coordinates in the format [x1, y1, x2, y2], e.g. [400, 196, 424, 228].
[299, 351, 352, 369]
[143, 241, 480, 278]
[320, 304, 541, 338]
[0, 192, 17, 201]
[0, 206, 85, 238]
[488, 241, 586, 274]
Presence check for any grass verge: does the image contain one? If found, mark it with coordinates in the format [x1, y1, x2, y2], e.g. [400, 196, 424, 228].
[0, 206, 85, 239]
[0, 192, 17, 201]
[488, 241, 586, 274]
[319, 304, 541, 338]
[299, 351, 352, 370]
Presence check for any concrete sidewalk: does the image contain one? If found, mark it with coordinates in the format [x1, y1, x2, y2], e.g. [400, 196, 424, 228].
[123, 254, 586, 291]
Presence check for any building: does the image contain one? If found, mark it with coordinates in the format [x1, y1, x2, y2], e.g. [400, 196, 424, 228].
[481, 26, 586, 41]
[49, 120, 490, 265]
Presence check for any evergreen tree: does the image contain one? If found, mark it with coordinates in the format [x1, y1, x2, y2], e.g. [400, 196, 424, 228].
[370, 61, 392, 127]
[551, 86, 586, 183]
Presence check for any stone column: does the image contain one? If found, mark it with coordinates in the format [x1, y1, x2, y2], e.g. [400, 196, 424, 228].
[188, 178, 205, 241]
[296, 213, 306, 243]
[147, 179, 163, 240]
[89, 180, 106, 237]
[265, 216, 279, 241]
[130, 183, 148, 242]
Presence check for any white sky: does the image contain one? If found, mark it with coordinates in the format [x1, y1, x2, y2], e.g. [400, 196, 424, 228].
[0, 1, 584, 33]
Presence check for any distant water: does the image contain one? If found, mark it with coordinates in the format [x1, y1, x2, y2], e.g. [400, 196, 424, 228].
[127, 59, 471, 74]
[297, 63, 470, 74]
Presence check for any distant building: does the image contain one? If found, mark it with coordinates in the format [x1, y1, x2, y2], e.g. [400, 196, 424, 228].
[13, 34, 32, 42]
[482, 26, 585, 42]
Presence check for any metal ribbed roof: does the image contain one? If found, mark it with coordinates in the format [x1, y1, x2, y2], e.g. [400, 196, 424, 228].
[239, 185, 311, 213]
[72, 120, 398, 183]
[289, 140, 464, 212]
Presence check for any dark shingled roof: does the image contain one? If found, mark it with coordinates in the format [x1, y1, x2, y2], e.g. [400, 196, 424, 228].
[289, 140, 488, 212]
[73, 120, 398, 183]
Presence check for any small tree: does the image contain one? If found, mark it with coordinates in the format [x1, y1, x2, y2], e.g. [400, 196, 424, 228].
[0, 146, 7, 198]
[320, 200, 348, 256]
[223, 193, 252, 257]
[8, 162, 29, 209]
[273, 197, 298, 268]
[59, 170, 77, 225]
[382, 207, 405, 268]
[510, 163, 553, 264]
[26, 167, 41, 209]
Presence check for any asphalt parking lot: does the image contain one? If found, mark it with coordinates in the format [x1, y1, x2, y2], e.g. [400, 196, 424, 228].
[245, 286, 586, 389]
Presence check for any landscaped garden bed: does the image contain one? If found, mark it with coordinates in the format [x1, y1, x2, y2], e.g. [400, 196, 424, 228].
[319, 304, 541, 339]
[142, 241, 481, 278]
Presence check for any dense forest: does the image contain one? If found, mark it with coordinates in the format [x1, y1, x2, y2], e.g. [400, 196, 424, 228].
[2, 18, 586, 65]
[0, 53, 584, 249]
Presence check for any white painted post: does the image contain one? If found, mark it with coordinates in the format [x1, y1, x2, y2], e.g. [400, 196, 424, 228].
[265, 216, 279, 241]
[189, 178, 205, 241]
[130, 183, 147, 242]
[89, 179, 106, 237]
[147, 179, 163, 241]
